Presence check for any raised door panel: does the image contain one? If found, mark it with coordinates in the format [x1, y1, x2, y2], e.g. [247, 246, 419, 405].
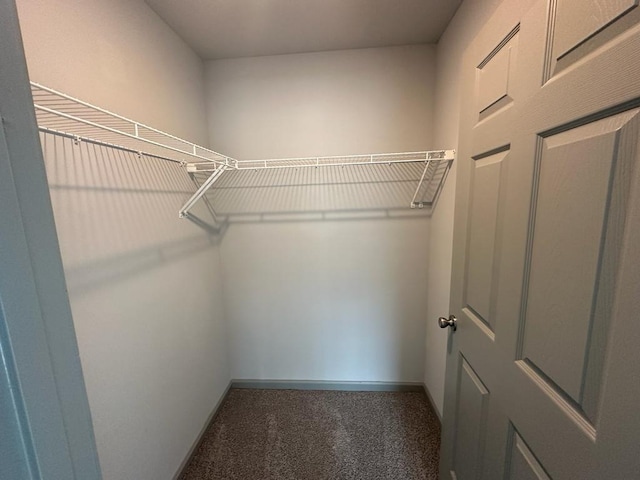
[464, 150, 508, 334]
[463, 24, 520, 338]
[473, 26, 520, 158]
[451, 357, 490, 480]
[477, 30, 519, 120]
[521, 109, 639, 426]
[507, 429, 551, 480]
[546, 0, 640, 79]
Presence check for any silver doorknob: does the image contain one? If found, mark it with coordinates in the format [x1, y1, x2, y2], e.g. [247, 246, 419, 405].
[438, 315, 457, 331]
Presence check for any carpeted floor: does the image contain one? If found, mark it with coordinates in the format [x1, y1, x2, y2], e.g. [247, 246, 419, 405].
[180, 388, 441, 480]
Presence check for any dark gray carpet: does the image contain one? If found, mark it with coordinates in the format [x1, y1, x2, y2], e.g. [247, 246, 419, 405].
[180, 389, 441, 480]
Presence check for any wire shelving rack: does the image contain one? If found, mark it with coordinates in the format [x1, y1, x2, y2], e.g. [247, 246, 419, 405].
[30, 82, 454, 220]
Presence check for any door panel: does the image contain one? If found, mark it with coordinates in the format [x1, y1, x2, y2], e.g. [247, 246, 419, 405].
[464, 150, 508, 331]
[441, 6, 525, 479]
[521, 110, 638, 413]
[474, 26, 520, 157]
[549, 0, 640, 79]
[441, 0, 640, 478]
[507, 429, 550, 480]
[555, 0, 637, 56]
[477, 30, 519, 120]
[451, 357, 490, 480]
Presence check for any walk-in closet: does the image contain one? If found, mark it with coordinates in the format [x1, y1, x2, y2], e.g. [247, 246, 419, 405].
[3, 1, 640, 479]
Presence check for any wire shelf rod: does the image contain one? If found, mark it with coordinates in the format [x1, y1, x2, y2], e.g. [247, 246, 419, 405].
[37, 126, 183, 164]
[191, 158, 430, 172]
[238, 150, 431, 164]
[34, 103, 236, 168]
[220, 150, 455, 171]
[31, 82, 237, 168]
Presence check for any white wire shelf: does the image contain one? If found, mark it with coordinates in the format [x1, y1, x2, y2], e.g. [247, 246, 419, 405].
[234, 150, 452, 170]
[29, 82, 454, 221]
[30, 82, 236, 167]
[186, 159, 453, 219]
[181, 150, 454, 217]
[186, 150, 452, 171]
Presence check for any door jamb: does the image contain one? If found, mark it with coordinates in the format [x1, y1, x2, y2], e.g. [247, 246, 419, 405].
[0, 1, 101, 478]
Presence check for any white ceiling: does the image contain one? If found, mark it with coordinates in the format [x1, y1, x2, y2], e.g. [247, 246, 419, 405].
[145, 0, 462, 60]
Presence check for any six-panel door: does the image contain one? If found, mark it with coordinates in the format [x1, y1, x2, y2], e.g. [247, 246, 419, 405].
[441, 0, 640, 478]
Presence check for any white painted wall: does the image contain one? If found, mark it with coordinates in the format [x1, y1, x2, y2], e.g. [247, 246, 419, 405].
[205, 46, 435, 159]
[424, 0, 504, 417]
[16, 0, 209, 145]
[221, 219, 429, 382]
[205, 46, 435, 383]
[15, 2, 229, 480]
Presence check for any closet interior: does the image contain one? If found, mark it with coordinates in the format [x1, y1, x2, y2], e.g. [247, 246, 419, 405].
[7, 1, 640, 479]
[10, 0, 468, 478]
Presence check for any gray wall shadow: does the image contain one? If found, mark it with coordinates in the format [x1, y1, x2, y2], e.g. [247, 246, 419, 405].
[39, 132, 223, 295]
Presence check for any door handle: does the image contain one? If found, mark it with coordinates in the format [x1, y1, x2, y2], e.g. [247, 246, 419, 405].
[438, 315, 457, 331]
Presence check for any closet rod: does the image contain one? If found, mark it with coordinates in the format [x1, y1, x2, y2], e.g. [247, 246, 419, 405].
[38, 127, 183, 164]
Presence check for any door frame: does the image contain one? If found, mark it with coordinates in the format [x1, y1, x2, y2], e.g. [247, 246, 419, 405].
[0, 0, 101, 478]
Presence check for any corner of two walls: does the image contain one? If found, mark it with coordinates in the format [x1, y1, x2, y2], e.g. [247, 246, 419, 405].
[15, 1, 229, 479]
[204, 45, 436, 385]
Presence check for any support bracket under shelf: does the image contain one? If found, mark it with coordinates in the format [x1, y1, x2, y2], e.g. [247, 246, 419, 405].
[179, 165, 229, 218]
[411, 150, 455, 209]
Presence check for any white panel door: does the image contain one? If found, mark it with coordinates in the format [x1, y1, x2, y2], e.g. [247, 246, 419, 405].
[440, 0, 640, 478]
